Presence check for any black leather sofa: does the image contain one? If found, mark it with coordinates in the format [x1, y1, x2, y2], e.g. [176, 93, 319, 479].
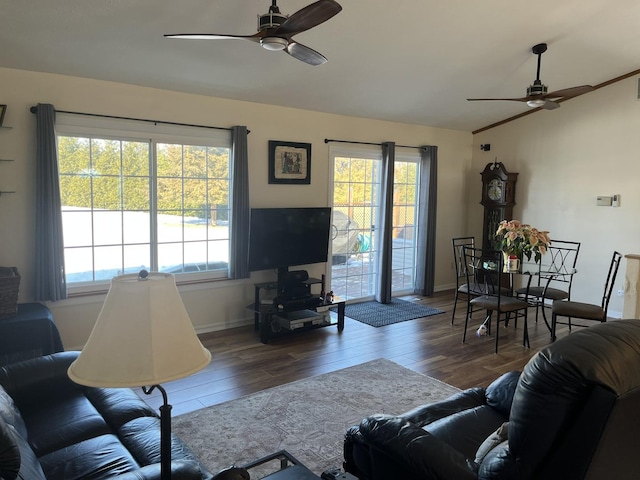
[344, 319, 640, 480]
[0, 350, 213, 480]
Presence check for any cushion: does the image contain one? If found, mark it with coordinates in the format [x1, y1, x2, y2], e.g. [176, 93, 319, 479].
[0, 385, 28, 439]
[0, 415, 46, 480]
[38, 434, 139, 480]
[485, 371, 520, 416]
[425, 405, 506, 459]
[475, 421, 509, 464]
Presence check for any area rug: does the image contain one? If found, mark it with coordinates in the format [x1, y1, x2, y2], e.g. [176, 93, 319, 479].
[338, 298, 445, 327]
[173, 358, 460, 478]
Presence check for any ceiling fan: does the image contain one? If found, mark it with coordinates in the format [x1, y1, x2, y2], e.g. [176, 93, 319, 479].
[467, 43, 595, 110]
[164, 0, 342, 66]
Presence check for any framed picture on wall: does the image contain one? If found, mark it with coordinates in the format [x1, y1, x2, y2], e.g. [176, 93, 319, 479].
[268, 140, 311, 184]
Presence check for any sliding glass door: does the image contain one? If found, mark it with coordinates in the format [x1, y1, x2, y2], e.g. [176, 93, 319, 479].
[329, 147, 420, 301]
[330, 148, 381, 300]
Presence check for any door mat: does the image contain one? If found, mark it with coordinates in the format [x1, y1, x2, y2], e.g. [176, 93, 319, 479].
[337, 298, 444, 327]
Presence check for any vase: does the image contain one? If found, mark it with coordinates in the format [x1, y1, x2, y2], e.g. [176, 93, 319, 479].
[502, 251, 521, 273]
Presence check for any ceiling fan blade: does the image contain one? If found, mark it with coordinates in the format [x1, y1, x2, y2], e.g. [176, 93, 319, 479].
[275, 0, 342, 36]
[542, 85, 595, 99]
[467, 97, 528, 102]
[285, 41, 328, 65]
[164, 33, 262, 41]
[541, 100, 560, 110]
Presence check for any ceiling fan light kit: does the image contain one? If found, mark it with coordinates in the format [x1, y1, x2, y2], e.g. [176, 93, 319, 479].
[261, 36, 288, 51]
[467, 42, 595, 110]
[527, 99, 546, 108]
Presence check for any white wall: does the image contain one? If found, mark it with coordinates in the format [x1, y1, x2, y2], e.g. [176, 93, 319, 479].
[0, 67, 472, 349]
[470, 76, 640, 317]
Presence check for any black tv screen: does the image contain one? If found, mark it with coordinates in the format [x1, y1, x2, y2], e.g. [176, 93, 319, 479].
[248, 207, 331, 272]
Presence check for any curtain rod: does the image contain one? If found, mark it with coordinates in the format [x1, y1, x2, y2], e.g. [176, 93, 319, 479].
[324, 138, 431, 149]
[29, 106, 244, 133]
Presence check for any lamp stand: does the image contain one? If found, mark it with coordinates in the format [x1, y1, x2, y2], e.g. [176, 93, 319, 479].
[143, 384, 172, 480]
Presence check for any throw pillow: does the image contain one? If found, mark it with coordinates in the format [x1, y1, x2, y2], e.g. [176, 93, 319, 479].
[474, 421, 509, 465]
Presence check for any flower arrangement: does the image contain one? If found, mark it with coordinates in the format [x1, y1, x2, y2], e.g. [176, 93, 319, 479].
[495, 220, 551, 263]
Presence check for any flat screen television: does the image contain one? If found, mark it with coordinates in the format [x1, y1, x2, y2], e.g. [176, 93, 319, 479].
[248, 207, 331, 275]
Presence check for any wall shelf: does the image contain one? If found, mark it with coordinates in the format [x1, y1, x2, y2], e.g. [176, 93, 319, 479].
[0, 126, 12, 130]
[0, 191, 16, 196]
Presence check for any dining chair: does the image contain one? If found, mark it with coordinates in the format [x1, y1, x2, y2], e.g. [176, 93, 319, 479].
[551, 251, 622, 341]
[515, 240, 581, 327]
[462, 246, 531, 353]
[451, 236, 476, 325]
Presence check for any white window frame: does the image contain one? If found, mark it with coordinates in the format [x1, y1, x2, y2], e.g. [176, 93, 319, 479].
[56, 114, 232, 295]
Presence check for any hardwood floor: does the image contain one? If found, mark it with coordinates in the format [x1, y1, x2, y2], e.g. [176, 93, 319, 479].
[142, 289, 574, 415]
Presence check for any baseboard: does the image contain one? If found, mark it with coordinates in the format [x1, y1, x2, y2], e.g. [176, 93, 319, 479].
[194, 316, 254, 335]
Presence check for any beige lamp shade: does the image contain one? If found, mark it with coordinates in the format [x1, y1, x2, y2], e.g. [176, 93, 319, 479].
[68, 272, 211, 388]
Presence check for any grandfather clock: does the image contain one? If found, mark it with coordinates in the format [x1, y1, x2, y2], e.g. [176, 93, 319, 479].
[480, 161, 518, 250]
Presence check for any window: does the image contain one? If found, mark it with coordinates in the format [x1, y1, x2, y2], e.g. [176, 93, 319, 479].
[56, 115, 231, 293]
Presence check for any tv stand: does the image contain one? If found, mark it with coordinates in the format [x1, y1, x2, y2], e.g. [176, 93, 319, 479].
[249, 277, 345, 344]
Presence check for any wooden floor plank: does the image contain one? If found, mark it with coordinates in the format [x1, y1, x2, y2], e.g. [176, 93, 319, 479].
[142, 290, 583, 415]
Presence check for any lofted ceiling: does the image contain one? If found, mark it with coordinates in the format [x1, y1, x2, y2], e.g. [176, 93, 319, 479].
[2, 0, 640, 132]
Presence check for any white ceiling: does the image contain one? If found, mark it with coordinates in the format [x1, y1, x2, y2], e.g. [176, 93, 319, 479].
[3, 0, 640, 132]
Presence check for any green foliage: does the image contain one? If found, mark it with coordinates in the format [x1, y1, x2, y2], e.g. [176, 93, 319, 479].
[58, 136, 230, 217]
[332, 156, 418, 230]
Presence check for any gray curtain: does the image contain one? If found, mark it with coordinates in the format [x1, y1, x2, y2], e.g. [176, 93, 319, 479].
[414, 145, 438, 295]
[229, 126, 250, 279]
[35, 104, 67, 301]
[375, 142, 395, 303]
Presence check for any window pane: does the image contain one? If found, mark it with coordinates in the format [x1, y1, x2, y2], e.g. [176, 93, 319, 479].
[123, 211, 151, 244]
[65, 247, 94, 282]
[183, 179, 207, 207]
[157, 178, 183, 212]
[158, 242, 183, 272]
[123, 177, 149, 211]
[123, 244, 151, 274]
[58, 131, 231, 288]
[58, 137, 90, 174]
[122, 142, 149, 176]
[92, 139, 123, 175]
[93, 245, 125, 280]
[158, 213, 184, 243]
[92, 176, 122, 210]
[208, 239, 229, 263]
[93, 211, 123, 246]
[183, 145, 206, 178]
[62, 210, 93, 247]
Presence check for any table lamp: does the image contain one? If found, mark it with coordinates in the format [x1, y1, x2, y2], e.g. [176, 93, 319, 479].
[68, 270, 212, 480]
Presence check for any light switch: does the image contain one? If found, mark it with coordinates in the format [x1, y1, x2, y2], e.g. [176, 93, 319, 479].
[612, 194, 621, 207]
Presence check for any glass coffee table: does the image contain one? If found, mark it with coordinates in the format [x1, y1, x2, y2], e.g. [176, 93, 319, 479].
[241, 450, 320, 479]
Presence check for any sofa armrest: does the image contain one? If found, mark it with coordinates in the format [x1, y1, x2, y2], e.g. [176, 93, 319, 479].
[116, 461, 211, 480]
[0, 351, 82, 407]
[358, 414, 477, 480]
[401, 387, 487, 426]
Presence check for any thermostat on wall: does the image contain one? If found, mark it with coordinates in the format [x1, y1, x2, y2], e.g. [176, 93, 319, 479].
[596, 196, 612, 206]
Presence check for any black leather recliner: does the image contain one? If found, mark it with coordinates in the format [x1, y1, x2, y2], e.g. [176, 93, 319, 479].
[344, 319, 640, 480]
[0, 350, 213, 480]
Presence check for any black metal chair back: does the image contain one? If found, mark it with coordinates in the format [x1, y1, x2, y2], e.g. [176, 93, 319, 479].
[451, 236, 475, 324]
[551, 251, 622, 341]
[462, 246, 530, 353]
[601, 251, 623, 312]
[537, 240, 581, 294]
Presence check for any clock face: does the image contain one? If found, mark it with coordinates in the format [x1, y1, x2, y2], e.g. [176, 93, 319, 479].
[487, 178, 503, 201]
